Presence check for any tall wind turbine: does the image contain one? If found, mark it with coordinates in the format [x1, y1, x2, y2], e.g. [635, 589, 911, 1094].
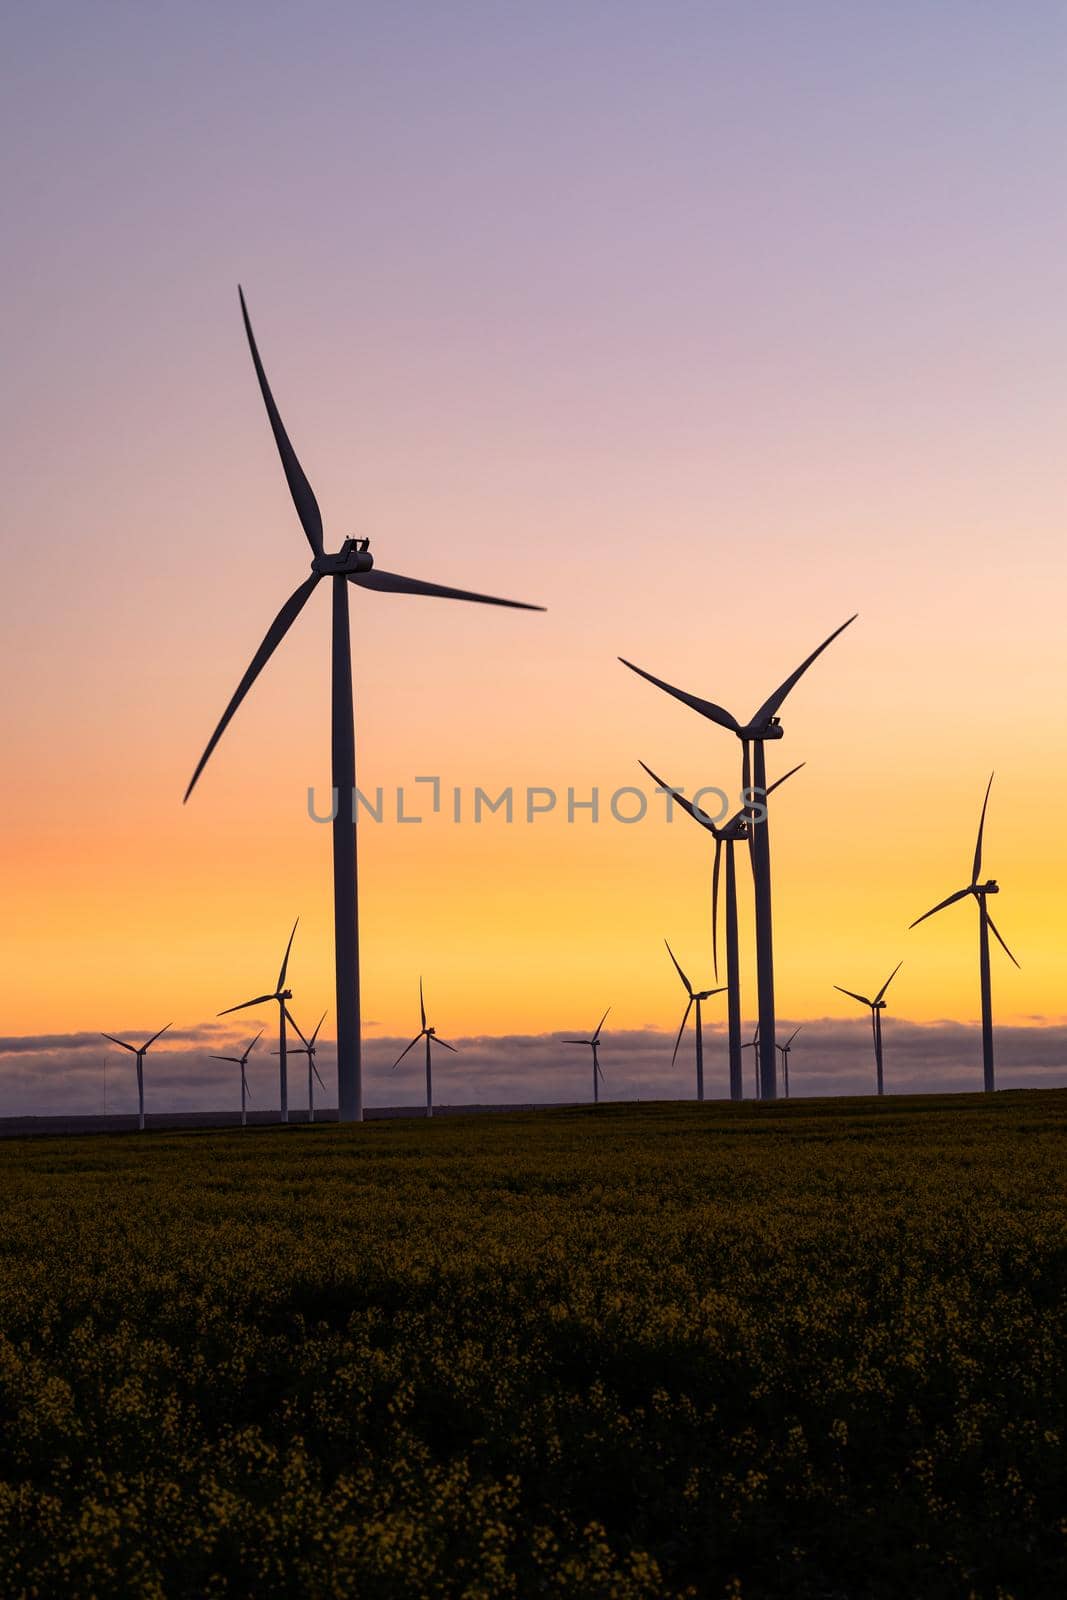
[664, 940, 725, 1102]
[219, 919, 298, 1122]
[185, 290, 543, 1125]
[910, 774, 1018, 1092]
[281, 1011, 328, 1123]
[564, 1008, 610, 1105]
[833, 962, 901, 1096]
[622, 615, 855, 1099]
[99, 1024, 172, 1131]
[210, 1029, 263, 1127]
[392, 980, 457, 1119]
[639, 760, 801, 1101]
[776, 1026, 801, 1099]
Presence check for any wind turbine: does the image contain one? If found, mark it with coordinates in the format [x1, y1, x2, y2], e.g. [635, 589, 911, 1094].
[622, 615, 856, 1100]
[99, 1024, 172, 1131]
[282, 1011, 328, 1123]
[210, 1029, 263, 1127]
[392, 980, 457, 1119]
[910, 774, 1018, 1092]
[639, 760, 802, 1101]
[742, 1024, 758, 1100]
[184, 290, 543, 1126]
[776, 1026, 801, 1099]
[664, 940, 725, 1102]
[564, 1008, 610, 1104]
[833, 962, 901, 1096]
[219, 919, 298, 1123]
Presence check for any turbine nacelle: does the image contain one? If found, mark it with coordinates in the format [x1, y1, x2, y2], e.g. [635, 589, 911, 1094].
[746, 715, 784, 741]
[977, 879, 999, 896]
[312, 538, 374, 577]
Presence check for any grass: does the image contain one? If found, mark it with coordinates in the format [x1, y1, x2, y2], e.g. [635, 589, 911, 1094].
[0, 1091, 1064, 1597]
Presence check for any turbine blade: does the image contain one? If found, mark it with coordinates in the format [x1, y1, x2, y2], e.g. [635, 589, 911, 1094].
[874, 961, 903, 1005]
[209, 1054, 242, 1063]
[184, 576, 321, 801]
[283, 1006, 309, 1049]
[392, 1033, 422, 1069]
[141, 1023, 173, 1052]
[419, 977, 426, 1031]
[671, 992, 697, 1068]
[277, 918, 299, 990]
[985, 908, 1020, 968]
[100, 1034, 137, 1053]
[432, 1037, 459, 1053]
[663, 939, 692, 996]
[785, 1026, 802, 1047]
[309, 1011, 327, 1046]
[748, 615, 858, 729]
[562, 1040, 590, 1046]
[637, 761, 716, 833]
[910, 886, 971, 929]
[712, 837, 722, 980]
[592, 1007, 611, 1043]
[766, 761, 805, 798]
[833, 985, 872, 1008]
[238, 287, 324, 555]
[218, 992, 277, 1016]
[972, 771, 994, 885]
[619, 659, 742, 734]
[351, 568, 544, 610]
[243, 1028, 266, 1059]
[312, 1062, 328, 1091]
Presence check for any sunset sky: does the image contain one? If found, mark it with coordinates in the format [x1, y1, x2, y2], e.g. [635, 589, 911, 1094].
[2, 4, 1065, 1107]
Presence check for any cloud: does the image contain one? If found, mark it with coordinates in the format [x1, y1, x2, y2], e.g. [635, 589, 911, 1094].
[0, 1019, 1064, 1118]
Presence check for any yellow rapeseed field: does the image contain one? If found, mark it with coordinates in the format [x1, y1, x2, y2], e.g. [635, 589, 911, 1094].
[0, 1093, 1064, 1597]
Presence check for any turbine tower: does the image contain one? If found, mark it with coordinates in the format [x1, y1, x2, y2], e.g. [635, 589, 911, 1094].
[639, 760, 801, 1101]
[564, 1008, 610, 1104]
[392, 980, 457, 1119]
[282, 1011, 328, 1123]
[664, 940, 725, 1102]
[910, 774, 1018, 1092]
[775, 1026, 801, 1099]
[185, 290, 543, 1125]
[621, 615, 855, 1099]
[99, 1024, 172, 1131]
[833, 962, 902, 1095]
[219, 919, 298, 1122]
[210, 1029, 263, 1127]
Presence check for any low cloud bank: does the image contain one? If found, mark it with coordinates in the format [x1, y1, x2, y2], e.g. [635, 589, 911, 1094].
[1, 1018, 1065, 1117]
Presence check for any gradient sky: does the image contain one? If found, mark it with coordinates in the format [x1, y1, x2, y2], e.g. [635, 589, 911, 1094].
[1, 3, 1065, 1100]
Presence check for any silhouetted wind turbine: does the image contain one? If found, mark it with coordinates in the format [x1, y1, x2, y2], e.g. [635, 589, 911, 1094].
[219, 919, 298, 1123]
[392, 980, 457, 1119]
[210, 1029, 263, 1127]
[741, 1024, 760, 1099]
[910, 774, 1018, 1092]
[99, 1024, 172, 1131]
[639, 760, 802, 1101]
[185, 290, 543, 1125]
[833, 962, 901, 1096]
[664, 940, 725, 1102]
[564, 1008, 610, 1104]
[776, 1026, 801, 1099]
[281, 1011, 328, 1123]
[622, 615, 856, 1100]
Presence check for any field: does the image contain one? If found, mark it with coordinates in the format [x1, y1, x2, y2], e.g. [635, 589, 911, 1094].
[0, 1094, 1064, 1598]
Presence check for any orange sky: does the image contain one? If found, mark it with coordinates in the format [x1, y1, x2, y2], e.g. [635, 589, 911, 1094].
[1, 4, 1065, 1056]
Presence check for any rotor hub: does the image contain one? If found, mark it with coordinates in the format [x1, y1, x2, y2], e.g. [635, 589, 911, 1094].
[312, 538, 374, 576]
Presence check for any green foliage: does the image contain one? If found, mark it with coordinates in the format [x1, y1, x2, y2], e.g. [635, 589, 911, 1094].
[0, 1092, 1064, 1596]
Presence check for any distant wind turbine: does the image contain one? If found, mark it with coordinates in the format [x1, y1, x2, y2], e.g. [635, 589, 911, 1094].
[281, 1012, 328, 1123]
[741, 1024, 760, 1099]
[210, 1029, 263, 1127]
[776, 1026, 801, 1099]
[184, 290, 543, 1125]
[910, 774, 1018, 1092]
[392, 981, 457, 1119]
[564, 1008, 610, 1104]
[622, 615, 856, 1099]
[833, 962, 902, 1096]
[99, 1024, 172, 1131]
[639, 760, 801, 1100]
[219, 919, 298, 1122]
[664, 940, 725, 1102]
